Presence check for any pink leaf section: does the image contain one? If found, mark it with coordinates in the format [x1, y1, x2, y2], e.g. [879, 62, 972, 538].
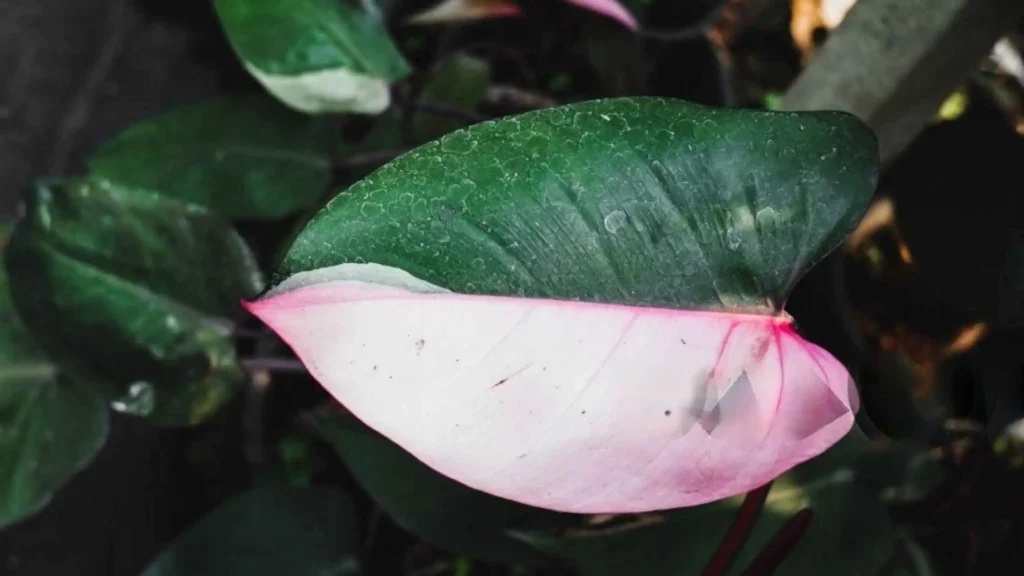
[407, 0, 521, 24]
[565, 0, 639, 30]
[246, 278, 858, 514]
[407, 0, 639, 30]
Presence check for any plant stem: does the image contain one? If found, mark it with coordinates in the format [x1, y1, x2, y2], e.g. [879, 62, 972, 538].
[699, 481, 773, 576]
[741, 509, 814, 575]
[240, 357, 308, 374]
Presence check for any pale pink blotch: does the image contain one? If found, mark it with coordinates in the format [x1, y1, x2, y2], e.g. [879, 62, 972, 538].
[245, 264, 858, 514]
[407, 0, 639, 30]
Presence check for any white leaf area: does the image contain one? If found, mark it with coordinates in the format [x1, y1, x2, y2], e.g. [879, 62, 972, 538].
[245, 64, 391, 115]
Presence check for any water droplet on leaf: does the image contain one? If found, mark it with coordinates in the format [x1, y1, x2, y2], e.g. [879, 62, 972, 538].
[603, 210, 628, 234]
[111, 381, 156, 417]
[441, 131, 477, 154]
[755, 207, 778, 230]
[726, 227, 742, 250]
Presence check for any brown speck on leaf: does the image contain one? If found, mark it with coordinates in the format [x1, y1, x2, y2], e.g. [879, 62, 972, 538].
[490, 364, 532, 388]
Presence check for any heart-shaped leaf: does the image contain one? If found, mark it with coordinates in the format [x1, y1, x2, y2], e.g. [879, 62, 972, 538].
[139, 487, 361, 576]
[0, 226, 108, 529]
[5, 180, 264, 426]
[307, 406, 570, 565]
[249, 97, 878, 512]
[89, 94, 333, 221]
[215, 0, 411, 115]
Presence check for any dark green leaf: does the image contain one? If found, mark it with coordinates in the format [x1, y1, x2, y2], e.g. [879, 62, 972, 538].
[215, 0, 410, 115]
[414, 53, 492, 142]
[583, 18, 649, 96]
[308, 408, 570, 565]
[139, 487, 361, 576]
[5, 180, 264, 426]
[876, 532, 936, 576]
[853, 440, 946, 505]
[275, 97, 878, 313]
[0, 228, 108, 528]
[524, 426, 896, 576]
[334, 52, 491, 181]
[89, 94, 333, 220]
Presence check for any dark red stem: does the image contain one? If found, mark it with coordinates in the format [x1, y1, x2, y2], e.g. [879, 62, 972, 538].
[741, 509, 814, 576]
[699, 481, 774, 576]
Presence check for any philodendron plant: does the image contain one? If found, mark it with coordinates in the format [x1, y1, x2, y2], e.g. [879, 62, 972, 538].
[246, 96, 878, 513]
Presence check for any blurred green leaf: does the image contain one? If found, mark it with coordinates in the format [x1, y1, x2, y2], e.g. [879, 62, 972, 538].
[214, 0, 410, 115]
[414, 53, 492, 142]
[0, 228, 108, 528]
[583, 17, 649, 96]
[139, 487, 361, 576]
[89, 94, 333, 221]
[876, 532, 936, 576]
[523, 426, 896, 576]
[853, 440, 946, 505]
[308, 407, 570, 566]
[271, 434, 323, 487]
[5, 180, 264, 426]
[337, 52, 492, 180]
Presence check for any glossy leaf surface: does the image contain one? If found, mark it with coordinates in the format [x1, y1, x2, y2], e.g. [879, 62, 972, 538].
[215, 0, 410, 114]
[5, 180, 263, 425]
[276, 97, 877, 312]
